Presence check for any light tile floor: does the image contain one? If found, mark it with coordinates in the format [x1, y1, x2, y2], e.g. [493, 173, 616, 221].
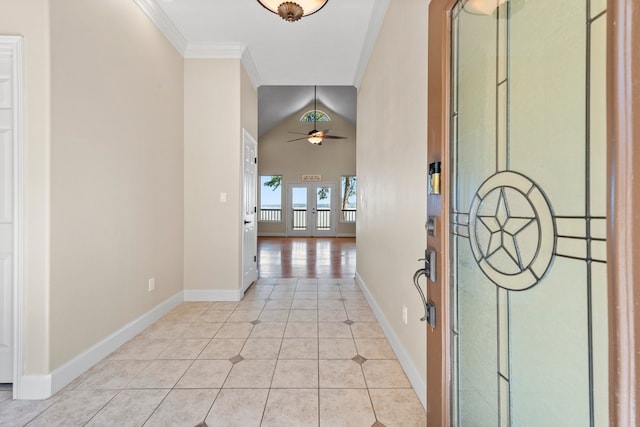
[0, 278, 426, 426]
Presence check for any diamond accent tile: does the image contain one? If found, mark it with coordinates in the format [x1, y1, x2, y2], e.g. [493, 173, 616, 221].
[250, 320, 262, 325]
[352, 355, 367, 365]
[339, 298, 347, 301]
[372, 421, 386, 427]
[343, 320, 355, 325]
[229, 355, 245, 364]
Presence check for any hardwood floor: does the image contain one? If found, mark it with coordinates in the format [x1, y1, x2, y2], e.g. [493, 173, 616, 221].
[257, 237, 356, 279]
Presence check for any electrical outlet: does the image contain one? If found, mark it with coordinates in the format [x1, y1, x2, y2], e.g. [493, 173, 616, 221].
[402, 304, 408, 325]
[148, 278, 155, 292]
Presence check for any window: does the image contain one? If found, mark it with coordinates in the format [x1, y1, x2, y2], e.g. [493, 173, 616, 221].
[341, 176, 357, 222]
[260, 175, 282, 222]
[300, 110, 330, 122]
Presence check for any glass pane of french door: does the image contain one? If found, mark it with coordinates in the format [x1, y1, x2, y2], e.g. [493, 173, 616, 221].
[316, 186, 332, 231]
[450, 1, 608, 426]
[290, 186, 308, 233]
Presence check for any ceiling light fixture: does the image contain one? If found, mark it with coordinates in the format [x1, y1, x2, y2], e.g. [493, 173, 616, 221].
[257, 0, 329, 22]
[307, 135, 323, 145]
[464, 0, 509, 15]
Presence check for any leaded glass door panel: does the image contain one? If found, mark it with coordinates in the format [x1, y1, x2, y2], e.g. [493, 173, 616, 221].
[450, 1, 608, 425]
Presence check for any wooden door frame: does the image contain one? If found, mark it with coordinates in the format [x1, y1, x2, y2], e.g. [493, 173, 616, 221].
[426, 1, 457, 426]
[426, 0, 639, 425]
[607, 1, 639, 425]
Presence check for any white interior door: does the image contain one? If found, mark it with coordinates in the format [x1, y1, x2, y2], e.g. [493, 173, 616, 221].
[0, 36, 21, 384]
[286, 182, 337, 237]
[242, 129, 258, 292]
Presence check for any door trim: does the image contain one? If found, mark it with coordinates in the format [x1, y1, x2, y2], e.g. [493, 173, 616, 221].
[0, 35, 25, 398]
[607, 0, 640, 424]
[426, 0, 639, 425]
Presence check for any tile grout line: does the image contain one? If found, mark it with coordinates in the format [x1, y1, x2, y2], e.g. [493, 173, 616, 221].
[174, 304, 226, 426]
[3, 274, 423, 426]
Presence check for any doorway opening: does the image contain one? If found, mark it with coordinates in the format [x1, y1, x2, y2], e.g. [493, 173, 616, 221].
[287, 182, 337, 237]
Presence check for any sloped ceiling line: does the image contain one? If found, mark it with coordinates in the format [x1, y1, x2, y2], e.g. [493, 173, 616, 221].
[134, 0, 188, 54]
[353, 0, 391, 88]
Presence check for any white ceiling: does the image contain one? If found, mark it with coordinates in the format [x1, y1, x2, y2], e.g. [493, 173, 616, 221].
[136, 0, 388, 134]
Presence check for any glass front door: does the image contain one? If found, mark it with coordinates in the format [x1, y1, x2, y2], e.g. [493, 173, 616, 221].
[450, 1, 608, 425]
[287, 182, 337, 237]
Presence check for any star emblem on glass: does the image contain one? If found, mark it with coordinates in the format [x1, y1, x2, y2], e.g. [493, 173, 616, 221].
[468, 171, 556, 291]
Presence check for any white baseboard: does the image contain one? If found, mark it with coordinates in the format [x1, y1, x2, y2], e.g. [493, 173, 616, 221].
[184, 289, 243, 301]
[355, 271, 427, 410]
[16, 292, 183, 400]
[18, 375, 52, 400]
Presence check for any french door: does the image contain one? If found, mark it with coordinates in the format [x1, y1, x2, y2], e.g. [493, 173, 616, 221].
[286, 182, 337, 237]
[448, 1, 608, 426]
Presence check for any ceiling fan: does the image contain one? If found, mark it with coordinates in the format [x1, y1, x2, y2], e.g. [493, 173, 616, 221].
[288, 86, 348, 145]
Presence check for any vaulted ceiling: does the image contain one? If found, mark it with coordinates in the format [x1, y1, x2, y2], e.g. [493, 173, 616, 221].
[135, 0, 389, 134]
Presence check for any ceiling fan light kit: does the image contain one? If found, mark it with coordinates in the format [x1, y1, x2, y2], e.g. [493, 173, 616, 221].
[308, 134, 323, 145]
[257, 0, 329, 22]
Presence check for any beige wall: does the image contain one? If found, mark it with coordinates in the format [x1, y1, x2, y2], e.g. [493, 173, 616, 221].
[357, 0, 429, 387]
[0, 0, 52, 375]
[241, 66, 258, 141]
[258, 102, 356, 236]
[184, 59, 255, 292]
[48, 0, 184, 370]
[1, 0, 257, 378]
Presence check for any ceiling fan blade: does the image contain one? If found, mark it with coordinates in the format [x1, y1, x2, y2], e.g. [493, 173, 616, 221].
[288, 131, 309, 135]
[322, 135, 348, 139]
[287, 136, 309, 142]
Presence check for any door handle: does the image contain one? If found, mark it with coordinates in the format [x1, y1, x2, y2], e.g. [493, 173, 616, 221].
[244, 220, 251, 224]
[413, 268, 436, 327]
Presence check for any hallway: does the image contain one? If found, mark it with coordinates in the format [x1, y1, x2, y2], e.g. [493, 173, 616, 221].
[0, 239, 426, 426]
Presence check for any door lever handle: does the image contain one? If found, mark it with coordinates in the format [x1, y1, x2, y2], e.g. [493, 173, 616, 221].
[413, 269, 429, 322]
[244, 220, 251, 224]
[413, 268, 436, 327]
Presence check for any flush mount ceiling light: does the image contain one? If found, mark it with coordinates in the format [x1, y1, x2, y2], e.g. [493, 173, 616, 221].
[257, 0, 329, 22]
[464, 0, 509, 15]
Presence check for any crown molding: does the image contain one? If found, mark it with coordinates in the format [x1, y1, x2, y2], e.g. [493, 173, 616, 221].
[353, 0, 390, 89]
[184, 41, 247, 58]
[134, 0, 188, 55]
[184, 42, 262, 88]
[241, 48, 262, 89]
